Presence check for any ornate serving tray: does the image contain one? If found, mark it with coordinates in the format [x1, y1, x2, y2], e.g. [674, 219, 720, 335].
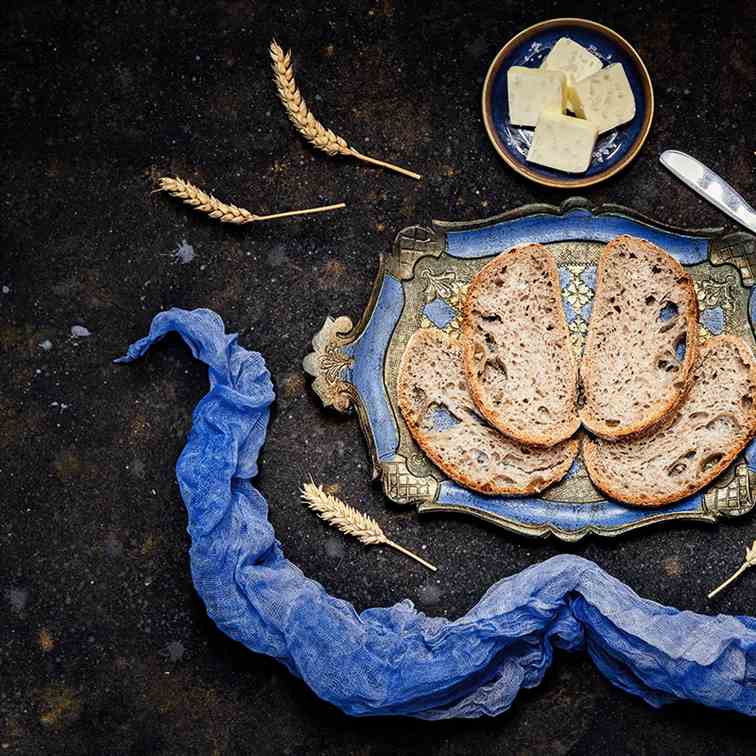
[304, 198, 756, 540]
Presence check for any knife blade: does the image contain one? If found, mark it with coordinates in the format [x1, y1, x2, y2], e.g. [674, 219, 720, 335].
[660, 150, 756, 234]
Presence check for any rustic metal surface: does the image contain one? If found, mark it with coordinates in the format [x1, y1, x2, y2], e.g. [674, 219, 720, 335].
[3, 0, 755, 753]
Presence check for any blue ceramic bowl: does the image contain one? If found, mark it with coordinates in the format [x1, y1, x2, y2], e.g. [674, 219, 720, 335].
[482, 18, 654, 188]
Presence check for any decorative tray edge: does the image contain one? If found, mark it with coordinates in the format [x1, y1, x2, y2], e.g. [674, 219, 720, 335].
[303, 198, 756, 540]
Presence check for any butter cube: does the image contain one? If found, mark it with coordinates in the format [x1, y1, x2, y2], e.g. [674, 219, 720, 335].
[526, 110, 598, 173]
[507, 67, 566, 128]
[541, 37, 603, 111]
[571, 63, 636, 133]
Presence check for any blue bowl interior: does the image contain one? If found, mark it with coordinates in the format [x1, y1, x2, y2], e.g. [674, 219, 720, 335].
[489, 23, 648, 180]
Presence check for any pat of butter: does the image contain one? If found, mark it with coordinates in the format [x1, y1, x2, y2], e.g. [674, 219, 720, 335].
[526, 110, 598, 173]
[571, 63, 636, 133]
[540, 37, 603, 112]
[541, 37, 603, 85]
[507, 67, 566, 128]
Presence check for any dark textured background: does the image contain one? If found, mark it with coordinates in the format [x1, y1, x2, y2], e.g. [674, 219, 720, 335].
[2, 0, 755, 753]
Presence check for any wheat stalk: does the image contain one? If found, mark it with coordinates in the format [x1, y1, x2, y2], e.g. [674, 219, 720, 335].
[301, 480, 436, 571]
[157, 176, 345, 224]
[270, 40, 421, 181]
[708, 539, 756, 599]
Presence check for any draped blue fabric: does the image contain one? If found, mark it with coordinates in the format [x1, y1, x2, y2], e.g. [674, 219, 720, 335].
[117, 308, 756, 719]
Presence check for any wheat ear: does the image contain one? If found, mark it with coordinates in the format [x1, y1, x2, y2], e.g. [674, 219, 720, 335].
[300, 480, 436, 572]
[270, 40, 421, 181]
[708, 540, 756, 598]
[157, 176, 345, 224]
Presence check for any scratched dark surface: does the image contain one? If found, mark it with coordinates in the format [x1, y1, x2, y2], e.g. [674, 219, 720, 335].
[2, 0, 755, 753]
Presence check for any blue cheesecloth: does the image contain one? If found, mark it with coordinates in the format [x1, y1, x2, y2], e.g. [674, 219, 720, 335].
[116, 307, 756, 719]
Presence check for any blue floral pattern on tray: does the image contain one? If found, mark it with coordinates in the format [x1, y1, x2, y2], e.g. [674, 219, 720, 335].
[423, 297, 457, 329]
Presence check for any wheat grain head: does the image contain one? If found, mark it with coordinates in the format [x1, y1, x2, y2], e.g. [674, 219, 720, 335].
[270, 40, 351, 158]
[158, 176, 258, 224]
[300, 481, 386, 545]
[157, 176, 345, 223]
[746, 540, 756, 565]
[270, 39, 421, 180]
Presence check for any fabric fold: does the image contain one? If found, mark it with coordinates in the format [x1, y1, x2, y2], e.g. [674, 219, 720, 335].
[118, 307, 756, 719]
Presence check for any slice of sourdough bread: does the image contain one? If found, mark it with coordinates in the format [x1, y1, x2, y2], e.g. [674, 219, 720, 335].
[398, 328, 578, 495]
[580, 235, 699, 440]
[583, 336, 756, 507]
[462, 244, 580, 447]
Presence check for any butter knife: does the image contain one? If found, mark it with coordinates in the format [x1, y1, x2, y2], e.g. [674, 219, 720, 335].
[660, 150, 756, 234]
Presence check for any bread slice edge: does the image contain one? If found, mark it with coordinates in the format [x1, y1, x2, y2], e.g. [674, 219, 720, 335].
[397, 328, 579, 496]
[462, 244, 581, 448]
[583, 335, 756, 507]
[579, 235, 700, 440]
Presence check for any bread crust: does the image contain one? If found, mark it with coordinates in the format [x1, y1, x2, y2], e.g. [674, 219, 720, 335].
[583, 335, 756, 507]
[580, 235, 700, 440]
[397, 328, 578, 496]
[461, 244, 580, 448]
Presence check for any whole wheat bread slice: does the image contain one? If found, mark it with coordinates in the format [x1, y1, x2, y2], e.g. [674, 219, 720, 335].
[580, 235, 699, 440]
[583, 335, 756, 507]
[398, 328, 578, 495]
[462, 244, 580, 447]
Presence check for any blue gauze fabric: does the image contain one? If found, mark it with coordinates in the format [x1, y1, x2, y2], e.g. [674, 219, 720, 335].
[117, 307, 756, 719]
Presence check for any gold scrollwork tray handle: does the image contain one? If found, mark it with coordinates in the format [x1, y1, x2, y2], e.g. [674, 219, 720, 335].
[302, 315, 356, 413]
